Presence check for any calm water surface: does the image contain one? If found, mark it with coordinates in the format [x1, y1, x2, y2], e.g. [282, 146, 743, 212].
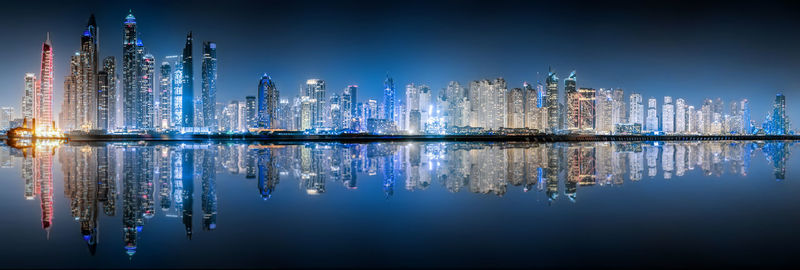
[0, 140, 799, 268]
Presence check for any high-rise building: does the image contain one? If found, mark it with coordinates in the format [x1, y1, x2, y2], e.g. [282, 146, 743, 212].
[181, 32, 194, 128]
[741, 99, 751, 134]
[646, 97, 658, 132]
[257, 74, 279, 129]
[166, 55, 183, 128]
[687, 105, 696, 133]
[103, 57, 117, 130]
[611, 89, 626, 128]
[159, 61, 172, 129]
[446, 81, 467, 127]
[507, 87, 524, 128]
[78, 14, 99, 130]
[545, 69, 559, 132]
[595, 89, 613, 134]
[405, 83, 419, 129]
[22, 73, 36, 121]
[61, 57, 78, 131]
[140, 54, 156, 129]
[383, 75, 395, 121]
[201, 42, 217, 129]
[523, 82, 539, 130]
[330, 94, 342, 130]
[245, 96, 256, 129]
[629, 93, 643, 127]
[419, 85, 432, 126]
[771, 93, 787, 135]
[97, 70, 109, 130]
[469, 78, 507, 130]
[37, 33, 54, 131]
[578, 88, 596, 132]
[565, 71, 579, 131]
[305, 79, 326, 128]
[123, 12, 140, 129]
[675, 98, 686, 134]
[662, 96, 674, 133]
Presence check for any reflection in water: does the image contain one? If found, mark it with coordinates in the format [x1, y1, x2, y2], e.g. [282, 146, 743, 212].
[0, 140, 794, 258]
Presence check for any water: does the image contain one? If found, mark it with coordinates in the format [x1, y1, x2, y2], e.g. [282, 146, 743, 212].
[0, 140, 798, 268]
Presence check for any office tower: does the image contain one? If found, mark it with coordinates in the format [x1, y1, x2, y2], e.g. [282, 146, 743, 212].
[687, 105, 696, 133]
[201, 42, 217, 129]
[629, 93, 643, 126]
[257, 74, 278, 129]
[675, 98, 686, 133]
[662, 96, 674, 133]
[468, 78, 507, 130]
[446, 81, 467, 127]
[303, 79, 326, 128]
[245, 96, 256, 129]
[578, 88, 596, 132]
[140, 54, 156, 129]
[367, 99, 378, 120]
[330, 94, 342, 130]
[123, 12, 140, 129]
[76, 14, 99, 130]
[700, 99, 712, 134]
[159, 62, 172, 129]
[741, 99, 751, 134]
[181, 32, 194, 128]
[405, 83, 420, 130]
[595, 89, 613, 134]
[341, 87, 353, 129]
[383, 75, 395, 121]
[611, 89, 626, 127]
[23, 73, 36, 120]
[565, 71, 579, 131]
[545, 69, 559, 132]
[103, 57, 117, 130]
[61, 56, 78, 131]
[771, 93, 787, 135]
[646, 97, 658, 132]
[166, 55, 182, 127]
[193, 97, 203, 127]
[507, 87, 524, 128]
[36, 33, 55, 131]
[97, 70, 109, 130]
[523, 82, 539, 130]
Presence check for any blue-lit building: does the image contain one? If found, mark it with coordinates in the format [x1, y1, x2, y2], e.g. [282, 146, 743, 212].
[122, 12, 140, 129]
[770, 93, 787, 135]
[181, 32, 194, 128]
[201, 42, 217, 129]
[257, 74, 279, 129]
[383, 75, 395, 121]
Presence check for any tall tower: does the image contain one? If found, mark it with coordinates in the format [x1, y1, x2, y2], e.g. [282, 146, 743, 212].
[79, 14, 99, 130]
[545, 68, 559, 133]
[141, 54, 156, 129]
[23, 73, 36, 120]
[201, 42, 217, 129]
[159, 61, 172, 129]
[103, 57, 117, 130]
[629, 93, 643, 126]
[662, 96, 674, 133]
[675, 98, 686, 134]
[122, 12, 140, 129]
[383, 74, 395, 121]
[37, 33, 54, 131]
[772, 93, 786, 135]
[646, 97, 658, 132]
[181, 32, 194, 128]
[565, 71, 578, 131]
[305, 79, 326, 128]
[257, 74, 279, 129]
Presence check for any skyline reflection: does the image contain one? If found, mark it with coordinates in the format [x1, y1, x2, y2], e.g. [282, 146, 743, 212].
[0, 140, 794, 259]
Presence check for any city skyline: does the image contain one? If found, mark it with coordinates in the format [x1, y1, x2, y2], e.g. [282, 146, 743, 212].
[0, 2, 798, 130]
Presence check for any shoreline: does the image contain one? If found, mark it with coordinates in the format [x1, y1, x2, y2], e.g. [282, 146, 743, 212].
[40, 133, 800, 143]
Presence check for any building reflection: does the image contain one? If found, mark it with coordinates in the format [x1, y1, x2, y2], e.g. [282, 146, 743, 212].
[2, 140, 796, 258]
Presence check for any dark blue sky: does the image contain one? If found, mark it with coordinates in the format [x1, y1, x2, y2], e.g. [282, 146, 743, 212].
[1, 0, 799, 125]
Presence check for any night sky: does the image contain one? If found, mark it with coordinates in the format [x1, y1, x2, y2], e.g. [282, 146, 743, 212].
[1, 0, 799, 126]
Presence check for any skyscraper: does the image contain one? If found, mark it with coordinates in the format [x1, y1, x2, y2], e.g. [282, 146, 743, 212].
[181, 32, 194, 128]
[646, 97, 658, 132]
[79, 14, 99, 130]
[662, 96, 674, 133]
[741, 99, 751, 134]
[37, 33, 54, 131]
[507, 87, 524, 128]
[123, 12, 140, 129]
[245, 96, 256, 129]
[675, 98, 686, 134]
[405, 83, 419, 130]
[201, 42, 217, 129]
[103, 57, 117, 130]
[771, 93, 787, 135]
[167, 55, 183, 128]
[383, 75, 395, 121]
[595, 89, 613, 134]
[523, 82, 539, 130]
[140, 54, 156, 129]
[257, 74, 279, 129]
[159, 61, 172, 129]
[545, 69, 559, 132]
[629, 93, 643, 127]
[577, 87, 596, 132]
[305, 79, 326, 128]
[22, 73, 36, 121]
[97, 70, 109, 131]
[565, 71, 579, 131]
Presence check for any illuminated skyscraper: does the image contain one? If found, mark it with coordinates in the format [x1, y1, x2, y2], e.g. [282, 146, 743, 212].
[122, 12, 140, 129]
[405, 83, 419, 130]
[181, 32, 194, 128]
[37, 33, 54, 131]
[611, 89, 626, 128]
[22, 73, 36, 121]
[245, 96, 256, 129]
[140, 54, 156, 129]
[629, 93, 643, 127]
[646, 97, 658, 132]
[61, 58, 78, 131]
[545, 69, 559, 132]
[675, 98, 686, 134]
[770, 93, 787, 135]
[741, 99, 751, 134]
[257, 74, 279, 129]
[523, 82, 539, 130]
[383, 75, 395, 121]
[595, 89, 613, 134]
[507, 87, 524, 128]
[304, 79, 326, 128]
[97, 70, 109, 131]
[103, 57, 117, 130]
[662, 96, 674, 133]
[565, 71, 579, 131]
[201, 42, 217, 129]
[578, 87, 596, 132]
[159, 62, 172, 129]
[167, 55, 183, 127]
